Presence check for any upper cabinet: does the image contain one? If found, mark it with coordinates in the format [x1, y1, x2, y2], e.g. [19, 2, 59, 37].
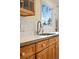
[20, 0, 35, 16]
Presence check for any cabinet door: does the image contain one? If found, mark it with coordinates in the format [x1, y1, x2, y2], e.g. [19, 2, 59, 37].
[36, 48, 48, 59]
[20, 0, 34, 16]
[49, 43, 56, 59]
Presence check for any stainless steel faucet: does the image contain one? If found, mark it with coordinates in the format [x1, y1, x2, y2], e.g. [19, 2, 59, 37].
[55, 19, 58, 32]
[37, 21, 43, 35]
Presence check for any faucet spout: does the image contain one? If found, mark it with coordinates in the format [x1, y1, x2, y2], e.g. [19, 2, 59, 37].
[37, 21, 42, 35]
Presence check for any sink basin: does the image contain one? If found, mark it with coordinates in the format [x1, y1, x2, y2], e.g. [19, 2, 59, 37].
[38, 33, 56, 36]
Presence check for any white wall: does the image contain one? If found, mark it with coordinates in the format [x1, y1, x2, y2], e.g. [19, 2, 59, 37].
[20, 0, 59, 35]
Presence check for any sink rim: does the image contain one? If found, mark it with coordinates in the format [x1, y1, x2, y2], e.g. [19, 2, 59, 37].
[38, 33, 56, 36]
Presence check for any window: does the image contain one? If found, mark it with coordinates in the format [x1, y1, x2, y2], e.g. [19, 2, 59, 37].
[42, 4, 53, 25]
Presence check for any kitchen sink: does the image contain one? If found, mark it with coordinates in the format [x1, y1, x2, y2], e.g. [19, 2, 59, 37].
[38, 33, 56, 36]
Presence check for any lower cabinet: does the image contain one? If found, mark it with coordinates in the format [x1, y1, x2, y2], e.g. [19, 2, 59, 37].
[36, 48, 48, 59]
[20, 36, 59, 59]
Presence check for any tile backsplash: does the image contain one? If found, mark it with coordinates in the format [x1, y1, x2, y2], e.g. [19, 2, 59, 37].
[20, 17, 37, 35]
[20, 16, 58, 35]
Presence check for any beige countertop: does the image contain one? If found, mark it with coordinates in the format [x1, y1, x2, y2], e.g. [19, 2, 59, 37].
[20, 32, 59, 47]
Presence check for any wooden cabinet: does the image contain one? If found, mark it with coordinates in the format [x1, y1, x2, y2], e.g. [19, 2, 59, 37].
[20, 0, 35, 16]
[36, 48, 48, 59]
[20, 36, 59, 59]
[49, 37, 59, 59]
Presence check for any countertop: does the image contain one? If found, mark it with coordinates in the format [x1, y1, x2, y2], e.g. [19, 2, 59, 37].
[20, 32, 59, 47]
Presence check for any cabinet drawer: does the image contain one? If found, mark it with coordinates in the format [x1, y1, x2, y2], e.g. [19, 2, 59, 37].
[20, 44, 35, 58]
[49, 37, 57, 46]
[36, 40, 48, 53]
